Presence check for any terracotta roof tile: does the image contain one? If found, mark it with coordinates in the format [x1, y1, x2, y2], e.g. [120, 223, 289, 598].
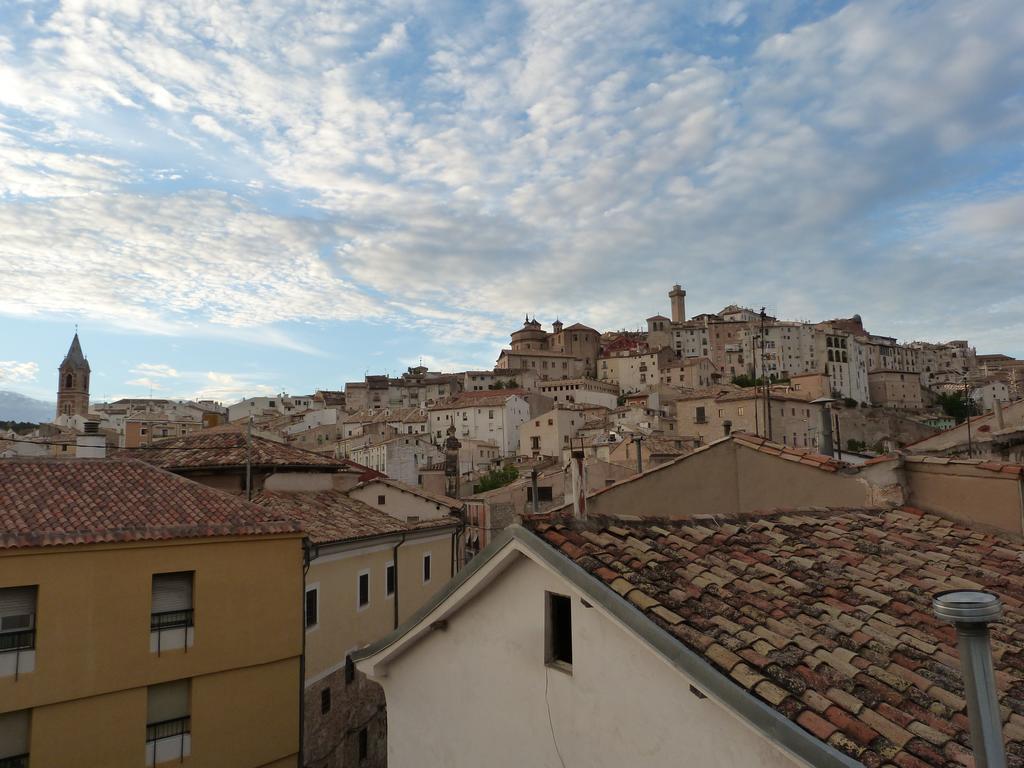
[0, 457, 301, 549]
[528, 508, 1024, 767]
[114, 427, 342, 470]
[252, 489, 457, 545]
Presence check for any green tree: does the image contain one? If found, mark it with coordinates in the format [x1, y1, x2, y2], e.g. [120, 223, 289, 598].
[731, 374, 766, 388]
[935, 392, 980, 423]
[473, 465, 520, 494]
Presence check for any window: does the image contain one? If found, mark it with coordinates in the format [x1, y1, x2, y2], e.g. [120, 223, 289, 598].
[146, 680, 190, 766]
[489, 410, 494, 419]
[358, 728, 369, 762]
[422, 554, 432, 583]
[305, 586, 319, 629]
[527, 486, 554, 502]
[694, 406, 707, 424]
[377, 494, 386, 505]
[151, 572, 193, 654]
[386, 563, 396, 597]
[345, 655, 355, 685]
[358, 572, 370, 609]
[0, 586, 37, 660]
[545, 593, 573, 669]
[531, 436, 541, 450]
[321, 687, 331, 714]
[0, 710, 30, 766]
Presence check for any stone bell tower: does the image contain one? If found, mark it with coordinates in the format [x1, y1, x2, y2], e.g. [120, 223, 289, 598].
[56, 332, 91, 419]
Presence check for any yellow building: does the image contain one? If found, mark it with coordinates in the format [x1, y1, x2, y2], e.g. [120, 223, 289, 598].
[252, 489, 460, 768]
[0, 457, 304, 768]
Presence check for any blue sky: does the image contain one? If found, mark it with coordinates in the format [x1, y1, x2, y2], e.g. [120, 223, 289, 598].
[1, 0, 1022, 403]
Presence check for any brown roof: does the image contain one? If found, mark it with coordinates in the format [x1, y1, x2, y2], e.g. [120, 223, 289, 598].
[530, 507, 1024, 767]
[115, 428, 342, 470]
[0, 458, 301, 549]
[732, 433, 851, 472]
[427, 390, 528, 411]
[356, 478, 464, 511]
[252, 489, 457, 545]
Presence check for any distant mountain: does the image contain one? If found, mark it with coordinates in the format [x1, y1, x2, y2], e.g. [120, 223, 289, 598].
[0, 391, 55, 422]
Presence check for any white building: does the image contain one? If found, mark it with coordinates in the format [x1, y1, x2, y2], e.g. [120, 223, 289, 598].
[518, 407, 587, 458]
[535, 378, 619, 409]
[972, 380, 1011, 413]
[598, 349, 673, 394]
[355, 525, 849, 768]
[427, 391, 532, 457]
[226, 393, 322, 422]
[348, 435, 444, 487]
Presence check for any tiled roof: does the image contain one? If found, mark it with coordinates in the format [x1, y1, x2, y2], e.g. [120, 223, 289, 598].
[427, 390, 528, 411]
[252, 489, 457, 545]
[115, 428, 342, 470]
[732, 433, 852, 473]
[561, 323, 599, 333]
[357, 478, 464, 511]
[902, 455, 1024, 476]
[0, 458, 301, 549]
[530, 508, 1024, 768]
[907, 400, 1024, 452]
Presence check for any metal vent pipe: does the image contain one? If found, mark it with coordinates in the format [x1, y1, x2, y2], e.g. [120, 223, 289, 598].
[932, 590, 1007, 768]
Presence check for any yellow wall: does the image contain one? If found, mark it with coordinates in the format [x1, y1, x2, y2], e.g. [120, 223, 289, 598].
[586, 441, 870, 519]
[906, 462, 1024, 535]
[0, 535, 303, 767]
[305, 531, 454, 681]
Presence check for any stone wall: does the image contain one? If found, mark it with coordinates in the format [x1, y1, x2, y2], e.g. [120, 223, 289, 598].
[305, 666, 387, 768]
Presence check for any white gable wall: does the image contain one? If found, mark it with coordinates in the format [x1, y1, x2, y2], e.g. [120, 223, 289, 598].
[376, 552, 804, 768]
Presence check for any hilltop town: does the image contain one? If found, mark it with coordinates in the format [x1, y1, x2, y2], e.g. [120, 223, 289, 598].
[3, 284, 1024, 768]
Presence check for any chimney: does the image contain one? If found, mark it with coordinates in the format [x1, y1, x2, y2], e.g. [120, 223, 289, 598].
[993, 400, 1004, 431]
[569, 439, 587, 520]
[933, 590, 1007, 768]
[76, 421, 106, 459]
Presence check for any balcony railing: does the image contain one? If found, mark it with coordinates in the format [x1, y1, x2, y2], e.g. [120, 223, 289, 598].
[0, 754, 29, 768]
[0, 629, 34, 653]
[150, 609, 193, 632]
[146, 716, 190, 765]
[151, 610, 194, 656]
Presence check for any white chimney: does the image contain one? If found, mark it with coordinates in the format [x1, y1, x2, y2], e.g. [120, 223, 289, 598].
[993, 400, 1004, 431]
[76, 421, 106, 459]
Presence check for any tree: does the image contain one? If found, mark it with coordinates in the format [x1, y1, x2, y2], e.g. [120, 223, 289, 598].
[842, 397, 858, 408]
[731, 374, 766, 388]
[473, 465, 519, 494]
[935, 392, 980, 423]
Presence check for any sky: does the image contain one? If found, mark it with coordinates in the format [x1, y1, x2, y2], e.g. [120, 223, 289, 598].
[0, 0, 1022, 404]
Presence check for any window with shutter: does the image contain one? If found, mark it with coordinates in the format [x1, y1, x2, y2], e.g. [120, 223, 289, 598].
[0, 587, 37, 661]
[151, 573, 194, 654]
[0, 709, 30, 763]
[146, 680, 190, 765]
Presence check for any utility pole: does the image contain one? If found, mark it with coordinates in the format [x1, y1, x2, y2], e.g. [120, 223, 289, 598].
[245, 416, 253, 501]
[834, 412, 843, 461]
[633, 434, 644, 474]
[964, 375, 974, 458]
[761, 308, 772, 442]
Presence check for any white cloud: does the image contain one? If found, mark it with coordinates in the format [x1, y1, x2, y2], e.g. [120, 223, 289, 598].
[132, 363, 180, 378]
[0, 0, 1021, 358]
[0, 361, 39, 384]
[367, 22, 409, 59]
[126, 377, 163, 390]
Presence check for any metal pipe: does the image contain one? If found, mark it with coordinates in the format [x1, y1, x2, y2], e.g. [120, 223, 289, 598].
[531, 468, 539, 517]
[933, 590, 1007, 768]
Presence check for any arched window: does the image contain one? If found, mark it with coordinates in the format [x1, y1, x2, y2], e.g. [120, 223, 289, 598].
[65, 373, 73, 389]
[828, 350, 834, 362]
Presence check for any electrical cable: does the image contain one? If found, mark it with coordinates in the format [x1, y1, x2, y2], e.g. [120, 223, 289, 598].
[544, 665, 568, 768]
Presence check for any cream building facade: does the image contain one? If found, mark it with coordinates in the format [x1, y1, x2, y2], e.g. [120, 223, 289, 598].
[535, 378, 619, 409]
[0, 457, 304, 768]
[427, 391, 531, 456]
[251, 489, 459, 768]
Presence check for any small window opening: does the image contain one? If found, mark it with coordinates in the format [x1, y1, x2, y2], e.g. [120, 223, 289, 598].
[546, 592, 573, 668]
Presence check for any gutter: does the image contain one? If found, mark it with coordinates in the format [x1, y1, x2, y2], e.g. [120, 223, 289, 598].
[299, 537, 313, 766]
[392, 532, 406, 630]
